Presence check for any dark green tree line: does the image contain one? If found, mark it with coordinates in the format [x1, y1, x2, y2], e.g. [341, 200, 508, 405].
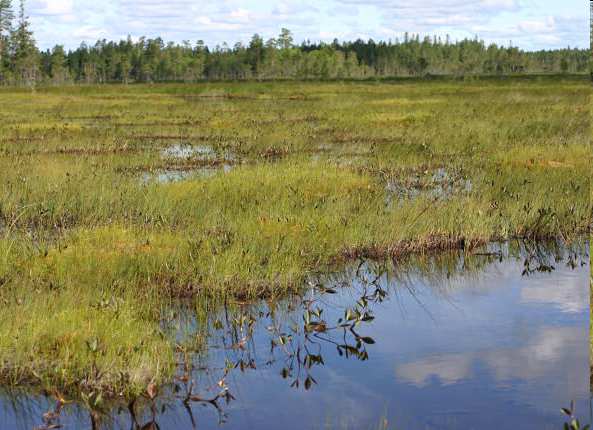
[0, 0, 589, 86]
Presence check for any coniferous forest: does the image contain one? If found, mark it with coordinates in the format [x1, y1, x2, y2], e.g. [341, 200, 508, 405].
[0, 0, 589, 86]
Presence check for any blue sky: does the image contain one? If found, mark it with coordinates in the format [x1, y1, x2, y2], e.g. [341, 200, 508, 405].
[27, 0, 587, 51]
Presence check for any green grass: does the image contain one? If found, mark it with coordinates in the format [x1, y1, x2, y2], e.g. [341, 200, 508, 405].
[0, 77, 590, 400]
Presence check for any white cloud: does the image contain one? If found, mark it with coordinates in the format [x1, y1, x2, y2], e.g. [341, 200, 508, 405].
[517, 17, 556, 33]
[395, 326, 588, 411]
[24, 0, 587, 50]
[396, 353, 474, 387]
[520, 272, 588, 314]
[72, 25, 109, 41]
[29, 0, 74, 16]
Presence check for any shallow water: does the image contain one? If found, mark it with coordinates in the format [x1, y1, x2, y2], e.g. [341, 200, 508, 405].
[161, 144, 235, 162]
[1, 243, 589, 430]
[142, 164, 233, 183]
[385, 168, 472, 206]
[162, 144, 215, 159]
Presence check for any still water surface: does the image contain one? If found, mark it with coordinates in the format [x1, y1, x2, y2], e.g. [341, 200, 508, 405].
[1, 243, 589, 429]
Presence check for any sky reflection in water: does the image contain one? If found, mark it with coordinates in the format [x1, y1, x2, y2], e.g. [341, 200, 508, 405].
[0, 243, 589, 430]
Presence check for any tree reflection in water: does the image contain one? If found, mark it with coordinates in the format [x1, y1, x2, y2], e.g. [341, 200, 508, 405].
[13, 239, 588, 430]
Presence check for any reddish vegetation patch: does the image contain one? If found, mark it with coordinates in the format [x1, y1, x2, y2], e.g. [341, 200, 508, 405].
[340, 235, 484, 261]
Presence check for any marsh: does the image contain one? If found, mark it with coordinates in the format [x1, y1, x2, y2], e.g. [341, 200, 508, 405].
[0, 77, 590, 428]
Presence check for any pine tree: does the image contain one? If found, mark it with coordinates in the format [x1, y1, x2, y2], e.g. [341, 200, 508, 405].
[278, 28, 293, 50]
[10, 0, 38, 85]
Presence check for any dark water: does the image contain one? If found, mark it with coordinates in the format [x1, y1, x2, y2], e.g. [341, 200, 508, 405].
[1, 243, 590, 430]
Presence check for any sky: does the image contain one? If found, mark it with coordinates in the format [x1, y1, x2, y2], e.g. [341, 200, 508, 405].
[26, 0, 587, 51]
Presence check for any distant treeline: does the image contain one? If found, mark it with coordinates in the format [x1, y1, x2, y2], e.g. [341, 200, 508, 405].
[0, 0, 589, 86]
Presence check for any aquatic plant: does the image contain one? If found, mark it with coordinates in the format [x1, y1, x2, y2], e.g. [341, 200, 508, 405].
[0, 77, 589, 401]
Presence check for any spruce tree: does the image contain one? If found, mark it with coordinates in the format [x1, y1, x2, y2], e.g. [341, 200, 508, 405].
[11, 0, 37, 85]
[50, 45, 68, 84]
[0, 0, 14, 80]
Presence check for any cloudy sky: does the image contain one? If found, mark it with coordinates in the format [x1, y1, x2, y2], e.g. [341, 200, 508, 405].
[27, 0, 587, 51]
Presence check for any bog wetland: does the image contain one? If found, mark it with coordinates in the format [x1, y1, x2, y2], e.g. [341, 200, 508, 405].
[0, 77, 590, 428]
[0, 242, 590, 429]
